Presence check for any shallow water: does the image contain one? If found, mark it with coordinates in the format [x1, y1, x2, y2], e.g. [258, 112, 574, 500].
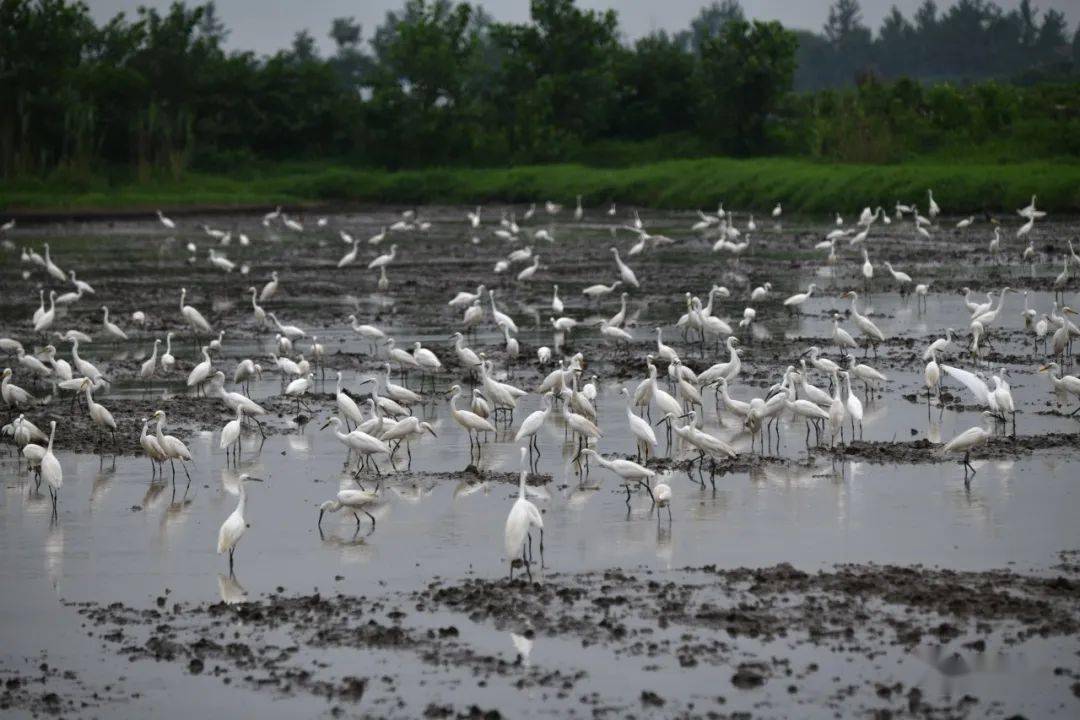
[1, 207, 1078, 716]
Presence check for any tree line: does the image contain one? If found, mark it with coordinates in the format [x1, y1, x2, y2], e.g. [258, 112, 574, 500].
[1, 0, 1078, 180]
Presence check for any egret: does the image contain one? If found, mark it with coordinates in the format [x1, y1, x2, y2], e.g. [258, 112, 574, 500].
[69, 271, 95, 295]
[179, 288, 212, 339]
[621, 387, 657, 460]
[925, 349, 941, 406]
[488, 290, 518, 333]
[153, 410, 193, 481]
[338, 239, 360, 267]
[42, 244, 66, 282]
[34, 291, 57, 333]
[260, 271, 280, 302]
[99, 306, 128, 343]
[41, 421, 62, 512]
[368, 244, 397, 270]
[2, 368, 35, 408]
[220, 406, 244, 462]
[268, 312, 305, 340]
[139, 338, 160, 385]
[187, 346, 213, 395]
[578, 449, 655, 505]
[447, 385, 496, 455]
[505, 448, 544, 579]
[1039, 363, 1080, 414]
[923, 329, 955, 360]
[582, 281, 621, 299]
[840, 291, 885, 355]
[160, 332, 176, 373]
[381, 415, 437, 463]
[318, 480, 381, 532]
[783, 284, 817, 312]
[218, 474, 265, 573]
[79, 378, 117, 448]
[832, 314, 858, 353]
[382, 362, 419, 408]
[157, 210, 176, 229]
[322, 416, 392, 475]
[840, 371, 864, 438]
[750, 282, 772, 301]
[611, 247, 639, 288]
[551, 285, 564, 314]
[938, 426, 991, 480]
[139, 417, 167, 476]
[516, 255, 540, 280]
[347, 315, 387, 351]
[608, 292, 629, 327]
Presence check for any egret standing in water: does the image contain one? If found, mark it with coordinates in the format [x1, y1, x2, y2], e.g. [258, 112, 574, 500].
[41, 420, 62, 514]
[318, 479, 381, 534]
[938, 425, 992, 483]
[217, 474, 264, 574]
[504, 447, 544, 579]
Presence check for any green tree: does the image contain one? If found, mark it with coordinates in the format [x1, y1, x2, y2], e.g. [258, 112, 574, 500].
[698, 19, 798, 153]
[488, 0, 620, 159]
[676, 1, 744, 54]
[612, 32, 698, 139]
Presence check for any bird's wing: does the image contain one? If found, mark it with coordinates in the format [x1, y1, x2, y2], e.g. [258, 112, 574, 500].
[941, 365, 991, 405]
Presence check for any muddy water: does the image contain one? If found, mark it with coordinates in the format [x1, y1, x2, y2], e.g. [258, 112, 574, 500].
[1, 207, 1078, 717]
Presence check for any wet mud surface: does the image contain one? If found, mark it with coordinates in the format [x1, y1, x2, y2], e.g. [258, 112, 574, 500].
[3, 207, 1080, 718]
[4, 555, 1071, 718]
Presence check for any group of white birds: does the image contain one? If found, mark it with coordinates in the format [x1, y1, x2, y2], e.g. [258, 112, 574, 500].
[2, 187, 1078, 576]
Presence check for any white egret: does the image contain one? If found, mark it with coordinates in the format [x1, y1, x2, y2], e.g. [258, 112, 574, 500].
[2, 368, 35, 408]
[139, 339, 160, 384]
[260, 271, 280, 302]
[161, 332, 176, 373]
[41, 420, 62, 512]
[504, 448, 544, 579]
[179, 288, 212, 338]
[611, 247, 639, 288]
[488, 290, 518, 333]
[368, 244, 397, 270]
[621, 387, 657, 460]
[34, 291, 57, 333]
[839, 371, 864, 437]
[187, 346, 213, 395]
[153, 410, 193, 481]
[578, 449, 655, 505]
[840, 291, 885, 355]
[218, 474, 265, 573]
[447, 385, 496, 454]
[783, 284, 817, 312]
[938, 426, 991, 480]
[139, 417, 167, 476]
[318, 480, 381, 532]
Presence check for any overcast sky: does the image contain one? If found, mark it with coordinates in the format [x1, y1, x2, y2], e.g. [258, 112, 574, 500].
[86, 0, 1080, 56]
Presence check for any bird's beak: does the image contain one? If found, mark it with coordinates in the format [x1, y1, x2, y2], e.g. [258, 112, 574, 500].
[320, 421, 331, 430]
[1038, 365, 1050, 372]
[1064, 307, 1078, 315]
[245, 476, 265, 483]
[677, 413, 693, 419]
[425, 427, 438, 438]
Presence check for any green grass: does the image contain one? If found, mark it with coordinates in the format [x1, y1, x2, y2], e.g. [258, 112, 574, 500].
[4, 156, 1080, 215]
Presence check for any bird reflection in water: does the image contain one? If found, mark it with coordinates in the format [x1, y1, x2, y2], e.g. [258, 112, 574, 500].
[217, 572, 248, 604]
[510, 631, 534, 667]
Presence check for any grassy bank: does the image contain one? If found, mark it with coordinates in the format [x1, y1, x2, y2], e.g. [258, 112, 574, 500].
[4, 157, 1080, 216]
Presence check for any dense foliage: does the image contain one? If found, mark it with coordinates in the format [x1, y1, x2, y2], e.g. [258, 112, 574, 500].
[1, 0, 1078, 181]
